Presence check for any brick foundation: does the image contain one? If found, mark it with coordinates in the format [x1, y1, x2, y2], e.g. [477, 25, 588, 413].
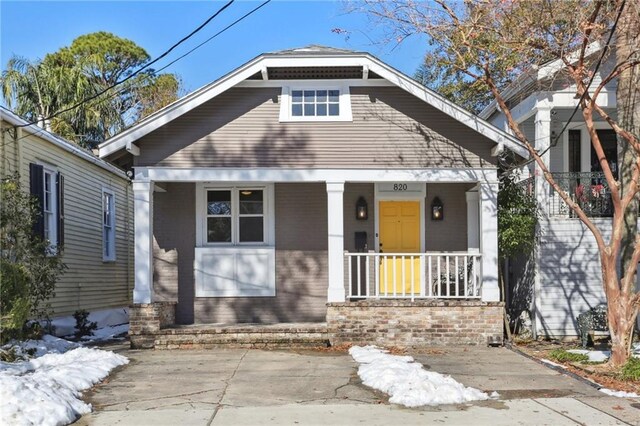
[327, 300, 504, 347]
[129, 302, 176, 349]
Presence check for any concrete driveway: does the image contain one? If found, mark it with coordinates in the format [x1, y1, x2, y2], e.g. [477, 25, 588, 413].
[77, 343, 639, 426]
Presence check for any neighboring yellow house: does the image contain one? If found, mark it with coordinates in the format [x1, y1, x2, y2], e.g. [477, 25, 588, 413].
[1, 107, 133, 329]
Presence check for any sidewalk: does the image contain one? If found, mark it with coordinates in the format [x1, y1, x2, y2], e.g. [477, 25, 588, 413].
[77, 344, 639, 426]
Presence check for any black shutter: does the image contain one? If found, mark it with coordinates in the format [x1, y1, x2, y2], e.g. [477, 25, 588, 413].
[29, 163, 45, 240]
[57, 173, 64, 247]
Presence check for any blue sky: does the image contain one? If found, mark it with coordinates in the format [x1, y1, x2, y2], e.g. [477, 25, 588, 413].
[1, 1, 428, 94]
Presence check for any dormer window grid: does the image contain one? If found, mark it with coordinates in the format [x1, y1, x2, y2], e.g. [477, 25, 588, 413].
[291, 89, 340, 117]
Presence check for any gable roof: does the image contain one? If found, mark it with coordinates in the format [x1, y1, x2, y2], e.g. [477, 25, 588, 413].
[98, 46, 528, 159]
[1, 107, 128, 179]
[479, 42, 605, 120]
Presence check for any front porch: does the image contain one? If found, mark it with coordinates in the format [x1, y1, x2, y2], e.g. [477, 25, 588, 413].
[129, 168, 502, 348]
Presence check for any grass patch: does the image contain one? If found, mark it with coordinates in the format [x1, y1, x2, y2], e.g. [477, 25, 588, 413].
[619, 357, 640, 381]
[547, 348, 589, 363]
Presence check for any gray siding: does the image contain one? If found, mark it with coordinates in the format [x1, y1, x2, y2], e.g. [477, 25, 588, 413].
[135, 86, 497, 169]
[153, 183, 196, 323]
[343, 183, 375, 252]
[425, 183, 474, 251]
[153, 183, 329, 324]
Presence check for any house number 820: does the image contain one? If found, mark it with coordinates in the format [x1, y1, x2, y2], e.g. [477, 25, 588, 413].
[393, 184, 408, 191]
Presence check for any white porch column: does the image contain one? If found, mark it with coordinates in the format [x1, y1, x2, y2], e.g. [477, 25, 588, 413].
[465, 190, 480, 252]
[133, 180, 154, 304]
[480, 182, 500, 302]
[326, 181, 346, 303]
[534, 107, 552, 217]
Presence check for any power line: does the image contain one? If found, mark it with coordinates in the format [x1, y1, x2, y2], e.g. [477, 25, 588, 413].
[4, 0, 273, 147]
[152, 0, 272, 76]
[502, 0, 626, 176]
[11, 0, 235, 129]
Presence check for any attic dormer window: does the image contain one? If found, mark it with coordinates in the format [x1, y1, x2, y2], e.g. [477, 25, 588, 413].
[291, 90, 340, 117]
[280, 85, 352, 122]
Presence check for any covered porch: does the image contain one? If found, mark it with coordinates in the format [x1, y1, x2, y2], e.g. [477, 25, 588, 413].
[129, 167, 502, 348]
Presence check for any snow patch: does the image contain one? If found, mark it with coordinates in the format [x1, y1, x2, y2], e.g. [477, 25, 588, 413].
[0, 339, 128, 426]
[540, 358, 564, 368]
[2, 335, 80, 359]
[80, 324, 129, 342]
[349, 346, 492, 407]
[49, 307, 128, 337]
[599, 388, 639, 398]
[567, 349, 610, 363]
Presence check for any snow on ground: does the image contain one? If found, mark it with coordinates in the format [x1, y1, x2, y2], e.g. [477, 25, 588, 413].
[599, 388, 640, 398]
[79, 324, 129, 342]
[49, 308, 128, 337]
[540, 358, 564, 368]
[349, 346, 492, 407]
[567, 349, 610, 363]
[1, 338, 128, 426]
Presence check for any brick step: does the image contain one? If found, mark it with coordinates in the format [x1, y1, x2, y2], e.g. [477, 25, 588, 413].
[151, 322, 330, 350]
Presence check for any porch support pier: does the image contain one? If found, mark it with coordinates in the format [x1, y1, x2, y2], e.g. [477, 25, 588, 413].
[480, 182, 500, 302]
[132, 180, 154, 304]
[327, 181, 346, 302]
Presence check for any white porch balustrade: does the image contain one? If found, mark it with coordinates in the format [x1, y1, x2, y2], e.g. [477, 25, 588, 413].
[344, 252, 482, 300]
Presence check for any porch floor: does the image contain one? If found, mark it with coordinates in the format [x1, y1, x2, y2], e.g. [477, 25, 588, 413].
[153, 322, 330, 349]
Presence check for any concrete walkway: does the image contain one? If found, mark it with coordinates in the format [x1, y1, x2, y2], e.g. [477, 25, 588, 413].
[77, 343, 640, 426]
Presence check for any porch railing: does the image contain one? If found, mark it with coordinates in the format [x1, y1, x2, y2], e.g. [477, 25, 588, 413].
[344, 252, 482, 300]
[548, 172, 612, 217]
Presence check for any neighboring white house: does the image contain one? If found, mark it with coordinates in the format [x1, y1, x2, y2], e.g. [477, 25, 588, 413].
[1, 107, 133, 333]
[480, 50, 631, 338]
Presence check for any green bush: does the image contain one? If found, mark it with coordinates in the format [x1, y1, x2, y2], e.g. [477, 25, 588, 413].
[0, 174, 66, 344]
[548, 348, 589, 363]
[620, 357, 640, 381]
[73, 310, 98, 339]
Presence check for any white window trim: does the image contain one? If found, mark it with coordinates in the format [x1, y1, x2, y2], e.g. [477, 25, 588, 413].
[102, 188, 116, 262]
[279, 83, 353, 122]
[195, 183, 275, 247]
[39, 162, 58, 254]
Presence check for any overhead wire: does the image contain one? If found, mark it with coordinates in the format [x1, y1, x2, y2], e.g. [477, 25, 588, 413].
[10, 0, 235, 129]
[3, 0, 272, 147]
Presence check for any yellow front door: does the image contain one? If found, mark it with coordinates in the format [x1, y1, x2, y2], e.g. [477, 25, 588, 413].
[379, 201, 421, 295]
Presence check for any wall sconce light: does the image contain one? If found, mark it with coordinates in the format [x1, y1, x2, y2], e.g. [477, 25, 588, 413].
[431, 197, 444, 221]
[356, 196, 368, 220]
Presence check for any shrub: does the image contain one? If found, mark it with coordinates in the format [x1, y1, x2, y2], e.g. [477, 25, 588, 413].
[548, 348, 589, 363]
[619, 357, 640, 381]
[73, 310, 98, 339]
[0, 174, 66, 344]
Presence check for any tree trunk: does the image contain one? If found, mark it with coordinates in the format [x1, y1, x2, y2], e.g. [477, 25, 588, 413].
[617, 0, 640, 282]
[614, 0, 640, 366]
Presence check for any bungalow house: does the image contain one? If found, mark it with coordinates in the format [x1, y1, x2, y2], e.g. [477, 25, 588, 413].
[480, 48, 638, 339]
[1, 107, 133, 334]
[99, 46, 526, 348]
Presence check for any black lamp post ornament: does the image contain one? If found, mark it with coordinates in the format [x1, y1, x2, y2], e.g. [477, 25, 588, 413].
[356, 197, 368, 220]
[431, 197, 443, 221]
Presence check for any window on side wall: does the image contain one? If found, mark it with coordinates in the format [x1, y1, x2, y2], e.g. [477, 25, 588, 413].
[206, 188, 266, 245]
[279, 86, 352, 122]
[103, 189, 116, 261]
[29, 163, 64, 254]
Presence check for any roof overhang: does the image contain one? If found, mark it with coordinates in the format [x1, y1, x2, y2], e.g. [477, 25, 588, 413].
[99, 51, 529, 159]
[1, 108, 129, 179]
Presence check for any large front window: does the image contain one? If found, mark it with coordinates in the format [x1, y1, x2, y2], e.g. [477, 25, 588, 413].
[206, 188, 265, 244]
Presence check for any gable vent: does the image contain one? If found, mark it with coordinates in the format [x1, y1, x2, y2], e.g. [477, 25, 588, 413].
[267, 66, 363, 80]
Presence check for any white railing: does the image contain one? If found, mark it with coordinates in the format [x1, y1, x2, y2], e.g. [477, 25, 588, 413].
[344, 252, 482, 300]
